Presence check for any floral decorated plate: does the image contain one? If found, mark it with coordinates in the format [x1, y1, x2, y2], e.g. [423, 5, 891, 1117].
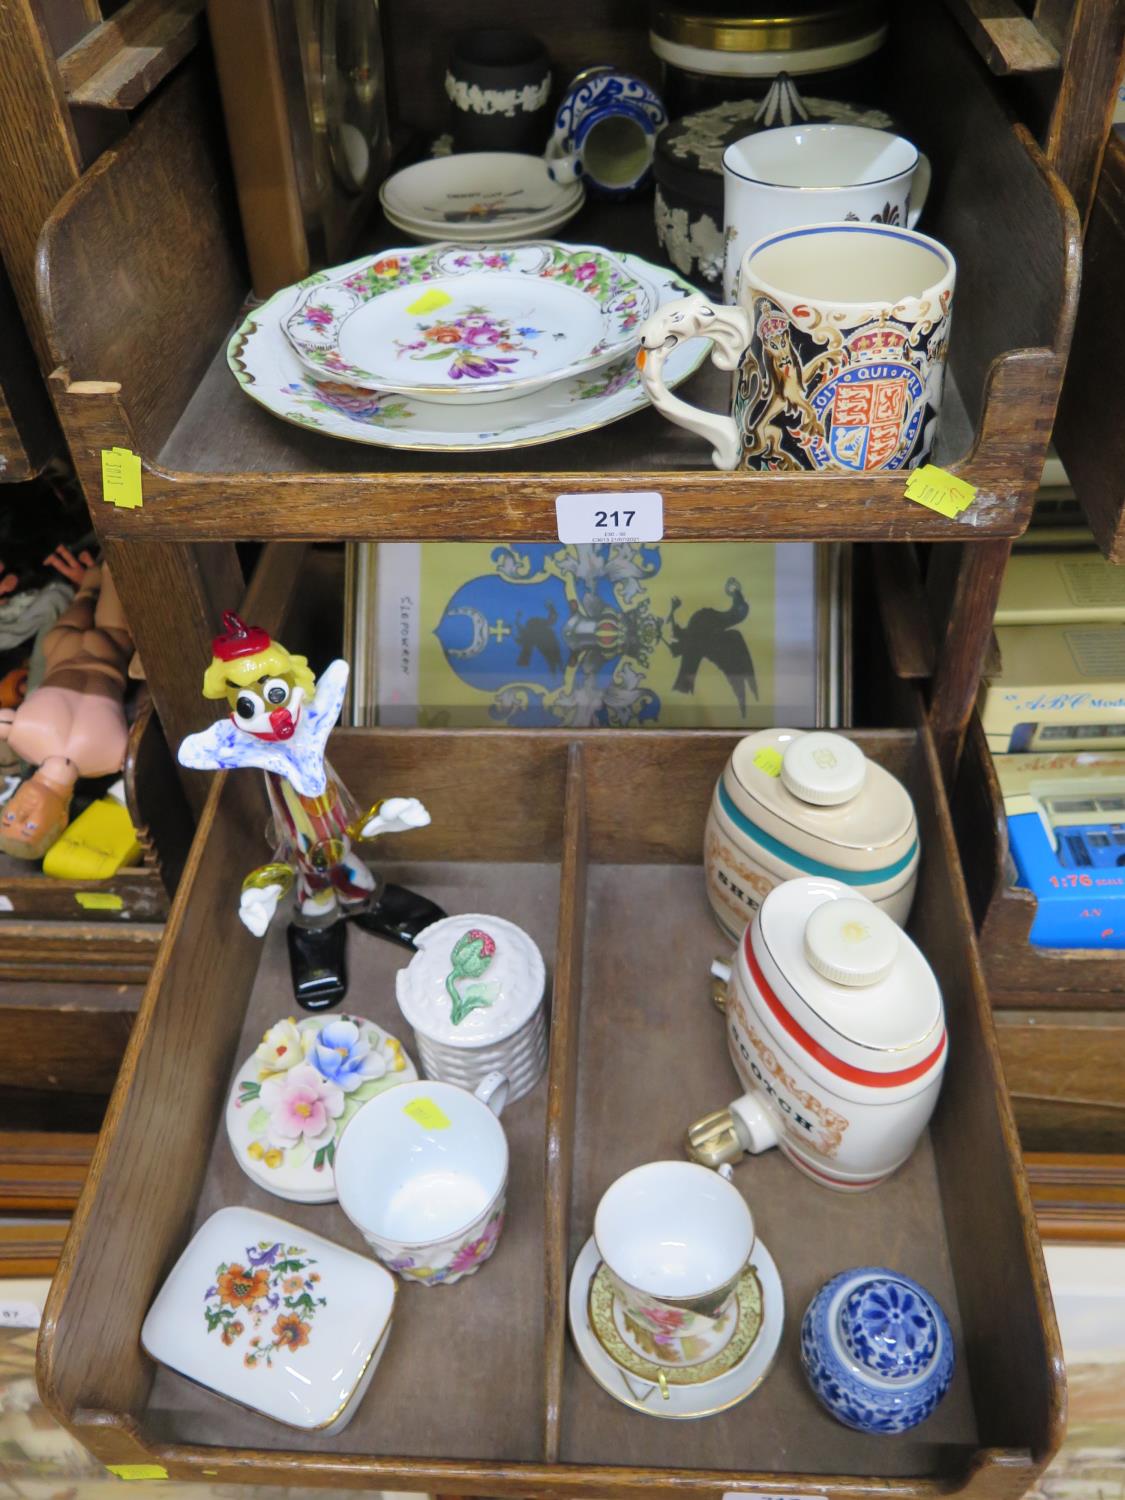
[227, 251, 708, 451]
[568, 1234, 784, 1419]
[379, 151, 585, 243]
[225, 1013, 417, 1205]
[281, 241, 658, 401]
[141, 1206, 395, 1433]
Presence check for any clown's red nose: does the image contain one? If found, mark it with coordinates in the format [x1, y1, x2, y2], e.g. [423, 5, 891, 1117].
[270, 707, 295, 740]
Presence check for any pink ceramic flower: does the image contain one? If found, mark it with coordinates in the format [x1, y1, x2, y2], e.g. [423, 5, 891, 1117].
[575, 260, 598, 281]
[261, 1063, 344, 1151]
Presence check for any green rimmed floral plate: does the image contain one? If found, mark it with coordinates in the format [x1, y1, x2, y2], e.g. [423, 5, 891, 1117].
[227, 252, 709, 452]
[282, 241, 659, 400]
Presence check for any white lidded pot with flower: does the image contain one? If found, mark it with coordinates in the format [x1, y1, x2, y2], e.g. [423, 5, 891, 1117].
[395, 913, 548, 1101]
[225, 1013, 417, 1204]
[687, 878, 947, 1192]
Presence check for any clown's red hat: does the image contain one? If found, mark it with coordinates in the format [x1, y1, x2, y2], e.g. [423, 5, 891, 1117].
[212, 612, 272, 662]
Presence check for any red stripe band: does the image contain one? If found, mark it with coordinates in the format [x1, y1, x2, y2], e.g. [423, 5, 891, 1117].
[742, 930, 946, 1089]
[779, 1144, 886, 1189]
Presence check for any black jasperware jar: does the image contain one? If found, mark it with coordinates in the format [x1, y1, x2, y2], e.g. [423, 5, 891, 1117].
[445, 29, 553, 154]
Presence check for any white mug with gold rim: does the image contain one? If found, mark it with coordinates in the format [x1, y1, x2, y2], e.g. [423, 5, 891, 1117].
[722, 124, 931, 301]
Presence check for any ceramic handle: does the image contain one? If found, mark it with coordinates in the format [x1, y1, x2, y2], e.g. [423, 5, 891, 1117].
[474, 1070, 510, 1118]
[908, 152, 933, 229]
[545, 141, 581, 184]
[636, 295, 751, 471]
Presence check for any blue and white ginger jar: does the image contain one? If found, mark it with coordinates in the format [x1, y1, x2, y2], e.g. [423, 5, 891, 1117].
[800, 1267, 954, 1433]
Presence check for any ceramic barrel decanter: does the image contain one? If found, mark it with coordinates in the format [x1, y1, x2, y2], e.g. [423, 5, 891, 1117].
[688, 878, 947, 1192]
[705, 728, 919, 940]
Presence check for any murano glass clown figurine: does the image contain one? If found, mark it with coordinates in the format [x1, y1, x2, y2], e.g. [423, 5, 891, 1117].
[178, 613, 444, 1009]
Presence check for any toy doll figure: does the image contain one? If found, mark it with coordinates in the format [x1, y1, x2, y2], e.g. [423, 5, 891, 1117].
[0, 564, 132, 859]
[178, 613, 445, 1009]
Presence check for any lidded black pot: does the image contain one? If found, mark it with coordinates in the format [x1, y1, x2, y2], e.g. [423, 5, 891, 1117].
[650, 1, 889, 115]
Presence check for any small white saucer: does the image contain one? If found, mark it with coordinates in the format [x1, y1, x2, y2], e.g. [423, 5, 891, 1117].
[568, 1233, 784, 1418]
[380, 152, 584, 243]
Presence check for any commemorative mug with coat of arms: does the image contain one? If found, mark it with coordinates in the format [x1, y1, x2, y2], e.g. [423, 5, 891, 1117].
[636, 221, 956, 473]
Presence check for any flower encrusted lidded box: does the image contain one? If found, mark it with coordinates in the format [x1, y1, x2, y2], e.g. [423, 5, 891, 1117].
[396, 913, 547, 1101]
[225, 1013, 418, 1204]
[141, 1206, 396, 1433]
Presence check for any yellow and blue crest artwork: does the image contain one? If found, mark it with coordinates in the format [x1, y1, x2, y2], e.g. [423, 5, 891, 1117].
[365, 541, 828, 729]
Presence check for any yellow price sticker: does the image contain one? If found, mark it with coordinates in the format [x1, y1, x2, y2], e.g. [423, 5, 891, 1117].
[76, 891, 124, 911]
[101, 446, 143, 509]
[904, 464, 976, 519]
[406, 289, 453, 315]
[106, 1465, 169, 1481]
[404, 1096, 452, 1131]
[753, 746, 783, 777]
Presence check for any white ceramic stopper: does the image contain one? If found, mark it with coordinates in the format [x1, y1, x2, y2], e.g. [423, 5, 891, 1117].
[804, 898, 899, 988]
[781, 732, 866, 806]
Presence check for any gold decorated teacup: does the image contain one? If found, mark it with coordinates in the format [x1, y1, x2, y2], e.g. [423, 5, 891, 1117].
[593, 1160, 755, 1367]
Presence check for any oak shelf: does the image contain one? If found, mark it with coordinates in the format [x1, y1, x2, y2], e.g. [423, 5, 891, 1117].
[36, 0, 1079, 546]
[38, 720, 1064, 1497]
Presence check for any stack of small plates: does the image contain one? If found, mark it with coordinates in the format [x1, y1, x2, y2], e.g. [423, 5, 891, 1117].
[380, 153, 584, 243]
[228, 239, 709, 452]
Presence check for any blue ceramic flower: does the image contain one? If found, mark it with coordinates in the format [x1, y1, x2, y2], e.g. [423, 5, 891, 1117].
[800, 1268, 954, 1434]
[309, 1019, 385, 1093]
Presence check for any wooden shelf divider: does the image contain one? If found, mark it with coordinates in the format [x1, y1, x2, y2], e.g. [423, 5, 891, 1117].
[941, 0, 1061, 73]
[57, 0, 204, 111]
[543, 743, 588, 1464]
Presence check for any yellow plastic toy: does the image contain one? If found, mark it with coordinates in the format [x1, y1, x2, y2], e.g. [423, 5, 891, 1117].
[42, 778, 141, 880]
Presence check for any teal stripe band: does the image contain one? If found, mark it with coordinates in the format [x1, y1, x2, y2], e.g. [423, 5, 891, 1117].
[717, 781, 917, 886]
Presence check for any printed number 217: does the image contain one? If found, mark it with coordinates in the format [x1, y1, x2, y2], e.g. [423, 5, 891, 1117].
[595, 509, 635, 528]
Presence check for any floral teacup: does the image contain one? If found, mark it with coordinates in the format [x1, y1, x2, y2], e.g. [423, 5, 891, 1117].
[594, 1160, 755, 1366]
[334, 1073, 509, 1286]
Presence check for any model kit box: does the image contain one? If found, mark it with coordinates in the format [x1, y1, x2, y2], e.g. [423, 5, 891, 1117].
[995, 750, 1125, 949]
[995, 550, 1125, 626]
[980, 624, 1125, 753]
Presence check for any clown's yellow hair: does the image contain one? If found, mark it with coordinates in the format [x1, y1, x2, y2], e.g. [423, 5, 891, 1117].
[202, 640, 316, 700]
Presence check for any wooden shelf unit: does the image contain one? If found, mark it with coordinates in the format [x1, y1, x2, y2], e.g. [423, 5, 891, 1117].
[31, 0, 1083, 787]
[37, 11, 1079, 544]
[38, 722, 1065, 1497]
[26, 0, 1122, 1488]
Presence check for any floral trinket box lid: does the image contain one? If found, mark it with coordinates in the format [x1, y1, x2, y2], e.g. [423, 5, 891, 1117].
[395, 913, 546, 1048]
[142, 1206, 396, 1433]
[226, 1013, 417, 1204]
